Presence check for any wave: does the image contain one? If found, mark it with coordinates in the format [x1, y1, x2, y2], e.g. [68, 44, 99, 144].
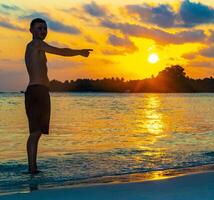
[1, 149, 214, 195]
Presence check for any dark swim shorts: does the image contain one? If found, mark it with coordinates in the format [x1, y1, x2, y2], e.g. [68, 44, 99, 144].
[25, 84, 50, 134]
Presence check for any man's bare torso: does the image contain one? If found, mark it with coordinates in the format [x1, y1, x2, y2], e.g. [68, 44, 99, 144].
[25, 39, 49, 87]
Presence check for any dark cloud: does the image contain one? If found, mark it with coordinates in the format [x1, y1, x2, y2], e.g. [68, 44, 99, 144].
[0, 20, 25, 31]
[126, 4, 176, 28]
[84, 1, 106, 17]
[101, 20, 206, 45]
[180, 0, 214, 27]
[20, 12, 81, 34]
[200, 46, 214, 58]
[177, 30, 205, 43]
[100, 20, 119, 29]
[126, 1, 214, 28]
[108, 34, 138, 52]
[84, 2, 201, 29]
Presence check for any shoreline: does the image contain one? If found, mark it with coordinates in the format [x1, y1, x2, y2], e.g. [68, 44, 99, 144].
[47, 164, 214, 190]
[1, 164, 214, 197]
[1, 167, 214, 200]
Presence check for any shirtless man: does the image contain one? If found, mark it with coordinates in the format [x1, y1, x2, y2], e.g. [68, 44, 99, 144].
[25, 18, 92, 174]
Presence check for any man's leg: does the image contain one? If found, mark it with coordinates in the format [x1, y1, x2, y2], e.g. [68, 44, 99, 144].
[27, 131, 42, 174]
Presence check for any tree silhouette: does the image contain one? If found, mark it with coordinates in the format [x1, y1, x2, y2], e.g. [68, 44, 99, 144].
[49, 65, 214, 93]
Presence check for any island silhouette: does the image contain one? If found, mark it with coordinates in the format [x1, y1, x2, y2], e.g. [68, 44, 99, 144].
[49, 65, 214, 93]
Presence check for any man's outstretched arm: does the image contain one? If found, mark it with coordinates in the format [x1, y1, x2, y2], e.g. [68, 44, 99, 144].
[35, 40, 93, 57]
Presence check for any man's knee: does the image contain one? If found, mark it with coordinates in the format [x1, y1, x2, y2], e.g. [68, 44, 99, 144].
[29, 131, 42, 140]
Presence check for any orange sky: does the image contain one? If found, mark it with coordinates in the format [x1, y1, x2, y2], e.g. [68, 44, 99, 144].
[1, 0, 214, 91]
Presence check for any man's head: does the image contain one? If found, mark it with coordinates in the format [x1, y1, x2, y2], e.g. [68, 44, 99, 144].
[30, 18, 47, 40]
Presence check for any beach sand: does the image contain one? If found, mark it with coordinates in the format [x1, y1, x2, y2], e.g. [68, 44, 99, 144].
[1, 170, 214, 200]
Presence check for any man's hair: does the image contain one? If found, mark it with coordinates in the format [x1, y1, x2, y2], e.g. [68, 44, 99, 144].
[30, 18, 47, 28]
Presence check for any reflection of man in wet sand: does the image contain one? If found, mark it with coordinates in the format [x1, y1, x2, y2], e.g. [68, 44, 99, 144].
[25, 18, 93, 174]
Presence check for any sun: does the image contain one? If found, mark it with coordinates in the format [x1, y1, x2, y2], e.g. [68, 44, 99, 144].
[148, 53, 159, 64]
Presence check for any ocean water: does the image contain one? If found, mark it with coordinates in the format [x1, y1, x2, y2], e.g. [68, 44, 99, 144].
[1, 92, 214, 194]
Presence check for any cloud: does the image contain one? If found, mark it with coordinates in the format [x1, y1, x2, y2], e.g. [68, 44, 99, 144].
[102, 34, 138, 55]
[199, 46, 214, 58]
[0, 4, 22, 11]
[20, 12, 81, 34]
[208, 30, 214, 43]
[102, 49, 127, 55]
[125, 1, 214, 28]
[59, 7, 93, 23]
[85, 35, 97, 44]
[101, 20, 119, 29]
[180, 0, 214, 27]
[0, 3, 23, 15]
[126, 4, 176, 28]
[0, 69, 27, 92]
[48, 59, 83, 70]
[84, 1, 106, 17]
[0, 20, 25, 31]
[101, 20, 206, 45]
[108, 34, 138, 53]
[96, 58, 116, 65]
[177, 30, 205, 43]
[182, 52, 197, 60]
[191, 44, 214, 58]
[187, 60, 213, 68]
[49, 41, 69, 48]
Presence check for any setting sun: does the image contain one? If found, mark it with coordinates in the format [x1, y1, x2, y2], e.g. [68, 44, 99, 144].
[148, 53, 159, 64]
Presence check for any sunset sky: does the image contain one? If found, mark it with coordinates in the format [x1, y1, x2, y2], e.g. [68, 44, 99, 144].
[1, 0, 214, 91]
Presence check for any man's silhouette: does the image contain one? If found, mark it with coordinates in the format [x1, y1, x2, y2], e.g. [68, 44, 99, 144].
[24, 18, 92, 174]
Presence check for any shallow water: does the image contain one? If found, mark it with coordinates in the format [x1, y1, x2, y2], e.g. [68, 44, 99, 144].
[1, 93, 214, 194]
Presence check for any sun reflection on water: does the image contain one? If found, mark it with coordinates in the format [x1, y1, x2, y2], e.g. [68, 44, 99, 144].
[131, 95, 170, 169]
[149, 171, 169, 180]
[144, 95, 164, 135]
